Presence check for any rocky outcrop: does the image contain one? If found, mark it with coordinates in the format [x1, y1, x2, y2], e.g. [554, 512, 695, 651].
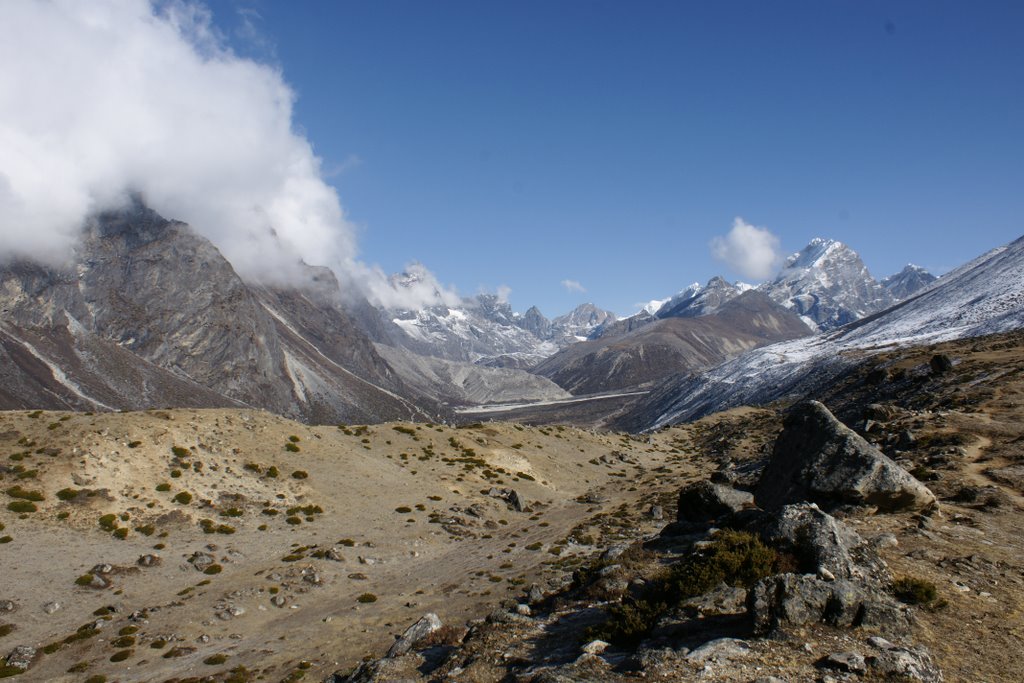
[755, 401, 936, 512]
[676, 480, 754, 524]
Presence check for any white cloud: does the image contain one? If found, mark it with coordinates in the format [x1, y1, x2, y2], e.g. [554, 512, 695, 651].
[360, 261, 462, 310]
[561, 279, 586, 293]
[0, 0, 355, 285]
[710, 217, 783, 281]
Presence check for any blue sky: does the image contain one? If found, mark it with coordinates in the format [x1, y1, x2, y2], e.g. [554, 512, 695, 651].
[206, 0, 1024, 316]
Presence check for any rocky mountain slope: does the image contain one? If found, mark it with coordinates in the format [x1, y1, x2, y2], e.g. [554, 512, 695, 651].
[616, 233, 1024, 431]
[331, 328, 1024, 683]
[533, 291, 810, 395]
[0, 201, 601, 422]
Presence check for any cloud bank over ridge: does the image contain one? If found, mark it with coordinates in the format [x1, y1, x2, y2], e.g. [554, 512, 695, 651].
[0, 0, 433, 302]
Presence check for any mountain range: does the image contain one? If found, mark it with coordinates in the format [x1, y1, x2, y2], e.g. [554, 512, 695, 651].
[4, 198, 1005, 429]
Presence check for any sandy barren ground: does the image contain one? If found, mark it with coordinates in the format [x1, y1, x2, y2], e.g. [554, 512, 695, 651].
[0, 408, 701, 681]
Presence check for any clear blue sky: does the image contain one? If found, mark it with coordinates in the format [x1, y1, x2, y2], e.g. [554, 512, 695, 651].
[206, 0, 1024, 317]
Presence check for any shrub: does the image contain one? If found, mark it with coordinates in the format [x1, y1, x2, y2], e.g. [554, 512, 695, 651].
[112, 528, 129, 540]
[590, 530, 775, 646]
[0, 624, 14, 638]
[266, 466, 280, 478]
[0, 537, 12, 544]
[109, 649, 133, 662]
[394, 506, 412, 514]
[111, 636, 135, 648]
[118, 626, 138, 636]
[173, 491, 193, 505]
[7, 501, 36, 513]
[57, 488, 80, 501]
[84, 677, 107, 683]
[128, 441, 142, 449]
[170, 469, 182, 478]
[285, 443, 300, 453]
[204, 564, 223, 575]
[356, 593, 377, 603]
[291, 470, 308, 479]
[5, 486, 44, 501]
[288, 435, 301, 443]
[98, 513, 118, 530]
[171, 446, 190, 458]
[893, 576, 939, 605]
[134, 524, 156, 536]
[75, 574, 95, 586]
[285, 516, 302, 525]
[204, 653, 229, 665]
[155, 483, 171, 492]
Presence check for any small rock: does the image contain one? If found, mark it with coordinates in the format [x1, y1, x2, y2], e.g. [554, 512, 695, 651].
[581, 639, 609, 655]
[91, 563, 113, 575]
[686, 637, 749, 664]
[5, 645, 35, 671]
[137, 554, 161, 567]
[818, 567, 836, 582]
[649, 505, 664, 520]
[515, 604, 531, 616]
[386, 613, 442, 658]
[271, 595, 286, 608]
[42, 601, 61, 615]
[0, 601, 15, 613]
[527, 584, 545, 605]
[822, 651, 866, 674]
[867, 645, 943, 682]
[601, 544, 629, 561]
[871, 533, 899, 550]
[929, 354, 953, 374]
[867, 636, 896, 650]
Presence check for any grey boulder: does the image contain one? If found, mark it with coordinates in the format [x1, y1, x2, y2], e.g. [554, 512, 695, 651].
[756, 401, 936, 512]
[677, 480, 755, 523]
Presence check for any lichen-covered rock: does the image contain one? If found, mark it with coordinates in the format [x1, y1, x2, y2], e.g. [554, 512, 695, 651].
[749, 573, 909, 636]
[756, 401, 936, 512]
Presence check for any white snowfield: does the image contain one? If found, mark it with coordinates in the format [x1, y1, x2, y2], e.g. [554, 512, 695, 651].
[645, 234, 1024, 430]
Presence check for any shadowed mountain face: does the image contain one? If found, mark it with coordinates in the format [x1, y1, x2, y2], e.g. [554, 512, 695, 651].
[532, 291, 811, 395]
[0, 201, 438, 423]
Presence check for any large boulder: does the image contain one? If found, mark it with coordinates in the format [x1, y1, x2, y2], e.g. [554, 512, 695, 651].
[749, 573, 909, 636]
[677, 480, 754, 523]
[759, 504, 889, 584]
[756, 401, 936, 512]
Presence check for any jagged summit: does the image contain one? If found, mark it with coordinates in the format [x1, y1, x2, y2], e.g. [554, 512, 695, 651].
[761, 237, 893, 331]
[656, 276, 741, 319]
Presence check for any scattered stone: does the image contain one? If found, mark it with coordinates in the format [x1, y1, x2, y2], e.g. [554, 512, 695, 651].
[649, 505, 664, 520]
[42, 601, 61, 615]
[527, 584, 545, 605]
[867, 636, 896, 650]
[189, 552, 215, 572]
[5, 645, 35, 671]
[271, 595, 286, 608]
[326, 547, 345, 562]
[681, 582, 748, 617]
[867, 645, 943, 682]
[581, 640, 608, 655]
[676, 480, 754, 523]
[385, 612, 442, 658]
[822, 651, 866, 674]
[138, 554, 161, 567]
[871, 533, 899, 550]
[0, 600, 15, 613]
[601, 544, 629, 561]
[515, 604, 531, 616]
[685, 637, 749, 664]
[756, 401, 936, 513]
